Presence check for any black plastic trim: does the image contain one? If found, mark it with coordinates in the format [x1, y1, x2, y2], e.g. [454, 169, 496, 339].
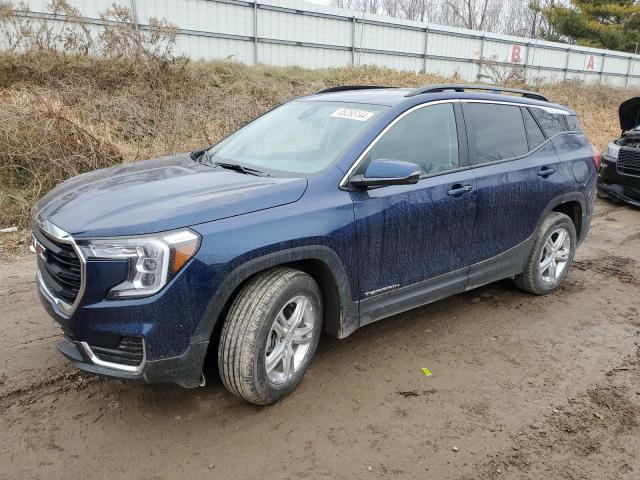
[57, 338, 209, 388]
[406, 84, 549, 102]
[316, 85, 396, 94]
[359, 268, 468, 327]
[194, 245, 358, 346]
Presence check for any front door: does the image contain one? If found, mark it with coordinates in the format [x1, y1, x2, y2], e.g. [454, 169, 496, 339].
[348, 101, 477, 324]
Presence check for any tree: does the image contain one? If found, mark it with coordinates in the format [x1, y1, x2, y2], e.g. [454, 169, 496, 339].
[328, 0, 560, 39]
[542, 0, 640, 52]
[443, 0, 501, 30]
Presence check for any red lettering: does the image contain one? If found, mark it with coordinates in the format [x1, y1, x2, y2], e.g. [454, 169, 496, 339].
[511, 45, 522, 63]
[586, 55, 595, 70]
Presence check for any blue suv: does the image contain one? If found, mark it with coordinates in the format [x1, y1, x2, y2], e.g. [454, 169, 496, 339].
[33, 84, 598, 405]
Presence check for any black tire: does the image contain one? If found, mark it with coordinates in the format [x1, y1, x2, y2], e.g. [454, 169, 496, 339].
[514, 212, 577, 295]
[218, 267, 322, 405]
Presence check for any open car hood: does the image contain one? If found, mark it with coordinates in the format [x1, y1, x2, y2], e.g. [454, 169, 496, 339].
[619, 97, 640, 132]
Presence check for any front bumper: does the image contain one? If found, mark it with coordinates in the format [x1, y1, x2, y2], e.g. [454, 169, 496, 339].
[56, 336, 209, 387]
[597, 155, 640, 208]
[33, 218, 218, 388]
[597, 183, 640, 208]
[37, 270, 212, 388]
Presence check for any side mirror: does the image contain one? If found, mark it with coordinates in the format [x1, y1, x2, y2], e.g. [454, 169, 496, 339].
[349, 159, 421, 188]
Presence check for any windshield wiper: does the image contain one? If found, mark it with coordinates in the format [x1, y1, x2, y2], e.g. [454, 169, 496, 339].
[213, 161, 267, 177]
[190, 149, 268, 176]
[190, 148, 213, 165]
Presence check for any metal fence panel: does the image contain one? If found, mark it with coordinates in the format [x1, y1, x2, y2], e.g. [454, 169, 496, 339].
[8, 0, 640, 87]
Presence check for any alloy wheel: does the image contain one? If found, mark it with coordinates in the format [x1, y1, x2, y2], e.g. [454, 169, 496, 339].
[264, 295, 315, 384]
[539, 227, 571, 283]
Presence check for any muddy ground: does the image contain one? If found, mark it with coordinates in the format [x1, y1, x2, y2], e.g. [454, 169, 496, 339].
[1, 199, 639, 480]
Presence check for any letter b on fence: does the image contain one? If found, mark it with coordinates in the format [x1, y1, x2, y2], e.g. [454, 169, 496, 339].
[511, 45, 522, 63]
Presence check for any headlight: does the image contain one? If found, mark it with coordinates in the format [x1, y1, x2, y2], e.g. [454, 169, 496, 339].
[604, 142, 620, 161]
[78, 229, 200, 299]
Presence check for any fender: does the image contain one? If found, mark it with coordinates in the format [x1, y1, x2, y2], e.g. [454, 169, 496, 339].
[192, 245, 359, 349]
[541, 191, 585, 217]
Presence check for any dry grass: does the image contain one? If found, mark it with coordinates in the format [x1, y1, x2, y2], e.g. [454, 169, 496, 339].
[0, 51, 638, 257]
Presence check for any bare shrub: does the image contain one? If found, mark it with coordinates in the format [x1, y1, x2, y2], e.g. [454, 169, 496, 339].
[0, 0, 93, 54]
[0, 0, 177, 61]
[479, 56, 525, 85]
[98, 4, 177, 62]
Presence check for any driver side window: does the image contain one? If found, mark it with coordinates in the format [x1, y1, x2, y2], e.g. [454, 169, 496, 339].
[368, 103, 459, 175]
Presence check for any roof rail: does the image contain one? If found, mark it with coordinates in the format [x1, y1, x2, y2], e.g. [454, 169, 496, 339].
[316, 85, 395, 94]
[406, 84, 548, 102]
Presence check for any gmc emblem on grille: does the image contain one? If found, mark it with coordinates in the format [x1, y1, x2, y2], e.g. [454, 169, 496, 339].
[31, 236, 47, 262]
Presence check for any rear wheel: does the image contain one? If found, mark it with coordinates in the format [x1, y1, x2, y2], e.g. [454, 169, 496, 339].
[218, 267, 322, 405]
[514, 212, 577, 295]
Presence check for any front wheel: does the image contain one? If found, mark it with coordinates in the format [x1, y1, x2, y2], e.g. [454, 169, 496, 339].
[218, 267, 322, 405]
[514, 212, 577, 295]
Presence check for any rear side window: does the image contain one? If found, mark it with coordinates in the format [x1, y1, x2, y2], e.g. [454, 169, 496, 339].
[368, 103, 459, 175]
[522, 108, 546, 150]
[566, 115, 582, 132]
[530, 107, 567, 137]
[464, 103, 528, 164]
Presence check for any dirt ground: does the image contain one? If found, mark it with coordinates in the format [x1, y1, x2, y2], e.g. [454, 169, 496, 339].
[1, 198, 639, 480]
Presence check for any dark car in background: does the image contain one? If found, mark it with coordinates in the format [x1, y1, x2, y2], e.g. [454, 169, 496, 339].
[598, 97, 640, 207]
[32, 84, 598, 405]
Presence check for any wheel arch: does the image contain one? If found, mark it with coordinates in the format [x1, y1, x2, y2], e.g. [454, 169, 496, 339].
[539, 192, 587, 243]
[551, 200, 582, 239]
[283, 259, 343, 338]
[194, 246, 358, 353]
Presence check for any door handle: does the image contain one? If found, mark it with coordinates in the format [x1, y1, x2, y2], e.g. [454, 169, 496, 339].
[447, 184, 473, 197]
[537, 166, 556, 178]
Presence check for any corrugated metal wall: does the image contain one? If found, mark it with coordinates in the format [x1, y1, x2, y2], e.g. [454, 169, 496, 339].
[12, 0, 640, 87]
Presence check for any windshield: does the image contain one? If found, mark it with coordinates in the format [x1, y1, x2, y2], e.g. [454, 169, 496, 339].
[207, 101, 389, 175]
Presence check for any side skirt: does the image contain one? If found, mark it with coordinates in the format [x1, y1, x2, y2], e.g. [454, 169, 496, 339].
[465, 234, 534, 291]
[357, 235, 534, 329]
[359, 268, 468, 328]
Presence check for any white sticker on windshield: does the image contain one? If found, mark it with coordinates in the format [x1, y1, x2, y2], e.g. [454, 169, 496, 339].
[330, 108, 375, 122]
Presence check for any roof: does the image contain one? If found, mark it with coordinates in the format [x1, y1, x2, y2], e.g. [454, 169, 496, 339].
[300, 85, 574, 114]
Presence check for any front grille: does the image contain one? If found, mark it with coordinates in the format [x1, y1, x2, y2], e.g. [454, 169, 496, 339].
[618, 148, 640, 176]
[34, 227, 81, 306]
[91, 337, 144, 366]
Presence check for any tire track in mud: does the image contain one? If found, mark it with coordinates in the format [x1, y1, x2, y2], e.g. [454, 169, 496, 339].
[8, 332, 62, 349]
[462, 345, 640, 479]
[0, 368, 102, 411]
[573, 254, 639, 286]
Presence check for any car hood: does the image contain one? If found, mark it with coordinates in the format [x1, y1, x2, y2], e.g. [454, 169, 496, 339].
[619, 97, 640, 132]
[35, 153, 308, 238]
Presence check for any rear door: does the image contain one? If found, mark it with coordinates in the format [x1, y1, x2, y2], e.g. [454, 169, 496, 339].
[349, 101, 477, 324]
[462, 101, 566, 288]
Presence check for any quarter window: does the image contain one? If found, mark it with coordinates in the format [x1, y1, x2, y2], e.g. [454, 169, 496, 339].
[522, 107, 546, 150]
[530, 107, 567, 137]
[464, 103, 529, 164]
[367, 103, 459, 175]
[565, 115, 582, 132]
